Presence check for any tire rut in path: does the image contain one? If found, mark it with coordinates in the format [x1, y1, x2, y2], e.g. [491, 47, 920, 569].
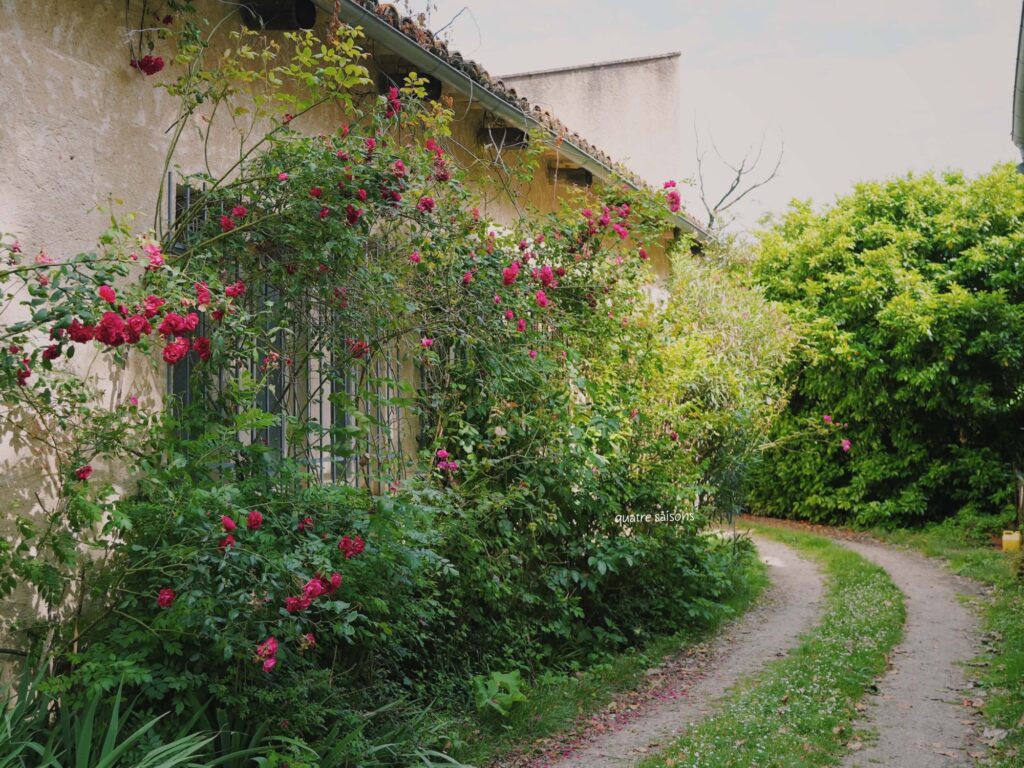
[835, 539, 983, 768]
[525, 536, 825, 768]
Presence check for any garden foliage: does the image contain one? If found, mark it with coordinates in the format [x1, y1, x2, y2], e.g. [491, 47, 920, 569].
[0, 11, 791, 764]
[751, 167, 1024, 527]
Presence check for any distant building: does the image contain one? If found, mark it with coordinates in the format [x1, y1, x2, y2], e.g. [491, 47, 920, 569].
[502, 53, 684, 190]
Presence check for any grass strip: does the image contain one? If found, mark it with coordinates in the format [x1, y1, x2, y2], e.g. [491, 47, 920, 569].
[639, 524, 905, 768]
[451, 550, 770, 765]
[873, 523, 1024, 767]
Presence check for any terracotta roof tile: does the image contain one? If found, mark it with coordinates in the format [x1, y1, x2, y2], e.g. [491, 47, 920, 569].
[346, 0, 707, 235]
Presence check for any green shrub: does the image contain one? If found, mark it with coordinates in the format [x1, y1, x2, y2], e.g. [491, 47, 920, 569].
[751, 166, 1024, 527]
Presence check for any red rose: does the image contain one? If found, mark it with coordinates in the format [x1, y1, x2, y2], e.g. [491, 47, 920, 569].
[298, 516, 314, 531]
[328, 572, 342, 594]
[42, 344, 61, 361]
[309, 187, 323, 198]
[67, 319, 95, 343]
[157, 313, 186, 336]
[192, 336, 211, 361]
[319, 206, 331, 220]
[76, 465, 93, 481]
[95, 312, 128, 346]
[338, 534, 365, 558]
[219, 214, 235, 233]
[303, 578, 326, 600]
[221, 515, 237, 532]
[130, 55, 165, 75]
[284, 595, 311, 613]
[162, 337, 189, 364]
[98, 285, 116, 304]
[385, 86, 401, 118]
[502, 264, 520, 286]
[348, 339, 369, 359]
[125, 315, 152, 343]
[195, 282, 212, 306]
[143, 295, 166, 318]
[416, 196, 436, 214]
[356, 188, 367, 202]
[345, 204, 362, 225]
[225, 281, 246, 298]
[304, 632, 317, 648]
[157, 588, 176, 608]
[246, 510, 263, 530]
[256, 636, 278, 658]
[219, 534, 235, 551]
[432, 157, 450, 182]
[231, 206, 248, 219]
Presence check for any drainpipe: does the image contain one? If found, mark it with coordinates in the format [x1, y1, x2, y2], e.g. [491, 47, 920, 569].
[310, 0, 711, 241]
[1013, 1, 1024, 172]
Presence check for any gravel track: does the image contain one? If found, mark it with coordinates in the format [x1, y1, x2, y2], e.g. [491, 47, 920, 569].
[504, 527, 986, 768]
[518, 535, 826, 768]
[836, 538, 983, 768]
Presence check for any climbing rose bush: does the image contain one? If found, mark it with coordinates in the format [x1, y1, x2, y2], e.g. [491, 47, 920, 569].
[0, 16, 789, 760]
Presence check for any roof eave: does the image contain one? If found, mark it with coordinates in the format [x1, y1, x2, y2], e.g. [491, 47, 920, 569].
[316, 0, 710, 241]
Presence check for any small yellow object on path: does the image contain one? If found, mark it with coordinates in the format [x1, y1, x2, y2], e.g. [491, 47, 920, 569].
[1002, 530, 1021, 552]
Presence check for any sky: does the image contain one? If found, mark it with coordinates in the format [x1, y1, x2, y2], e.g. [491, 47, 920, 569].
[409, 0, 1020, 231]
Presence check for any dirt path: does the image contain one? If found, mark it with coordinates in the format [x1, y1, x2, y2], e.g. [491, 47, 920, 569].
[506, 536, 826, 768]
[835, 539, 983, 768]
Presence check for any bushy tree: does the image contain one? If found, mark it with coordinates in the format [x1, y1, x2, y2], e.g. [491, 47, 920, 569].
[751, 166, 1024, 527]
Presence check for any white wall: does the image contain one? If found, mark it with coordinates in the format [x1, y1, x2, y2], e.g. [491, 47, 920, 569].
[501, 53, 683, 188]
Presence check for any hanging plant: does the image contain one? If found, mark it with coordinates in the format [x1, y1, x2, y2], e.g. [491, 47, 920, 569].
[124, 0, 184, 75]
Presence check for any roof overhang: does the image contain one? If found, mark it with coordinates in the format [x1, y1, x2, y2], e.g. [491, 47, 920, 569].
[313, 0, 710, 242]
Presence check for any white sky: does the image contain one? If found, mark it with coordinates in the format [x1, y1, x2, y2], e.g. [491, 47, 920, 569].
[413, 0, 1020, 231]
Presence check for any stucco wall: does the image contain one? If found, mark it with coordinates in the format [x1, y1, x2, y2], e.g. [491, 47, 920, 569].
[501, 54, 683, 190]
[0, 1, 672, 656]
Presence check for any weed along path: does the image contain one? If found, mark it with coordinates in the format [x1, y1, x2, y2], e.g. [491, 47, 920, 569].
[836, 538, 983, 768]
[512, 536, 826, 768]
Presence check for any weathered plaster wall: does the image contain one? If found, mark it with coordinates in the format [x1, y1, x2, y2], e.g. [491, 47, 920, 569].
[0, 0, 363, 652]
[501, 54, 684, 190]
[0, 1, 671, 656]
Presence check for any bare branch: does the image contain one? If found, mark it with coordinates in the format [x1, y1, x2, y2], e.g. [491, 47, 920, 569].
[715, 137, 784, 215]
[692, 123, 784, 234]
